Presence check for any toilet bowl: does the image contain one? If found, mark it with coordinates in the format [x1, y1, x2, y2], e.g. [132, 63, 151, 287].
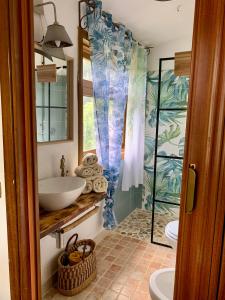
[149, 268, 175, 300]
[165, 220, 178, 249]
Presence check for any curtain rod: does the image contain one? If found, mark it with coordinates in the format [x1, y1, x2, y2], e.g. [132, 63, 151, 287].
[78, 0, 153, 52]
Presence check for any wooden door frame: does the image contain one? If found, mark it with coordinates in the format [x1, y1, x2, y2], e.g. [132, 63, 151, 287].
[0, 0, 41, 299]
[0, 0, 225, 299]
[174, 0, 225, 299]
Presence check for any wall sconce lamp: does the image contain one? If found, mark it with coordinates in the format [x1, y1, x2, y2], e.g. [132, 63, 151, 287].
[35, 1, 73, 48]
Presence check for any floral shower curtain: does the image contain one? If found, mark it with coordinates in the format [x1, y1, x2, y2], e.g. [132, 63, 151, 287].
[122, 43, 147, 191]
[87, 1, 132, 229]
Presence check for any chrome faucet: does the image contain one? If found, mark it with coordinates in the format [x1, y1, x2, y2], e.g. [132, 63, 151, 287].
[60, 155, 66, 177]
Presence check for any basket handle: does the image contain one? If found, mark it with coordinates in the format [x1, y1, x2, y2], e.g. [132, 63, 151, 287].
[81, 245, 87, 260]
[65, 233, 78, 252]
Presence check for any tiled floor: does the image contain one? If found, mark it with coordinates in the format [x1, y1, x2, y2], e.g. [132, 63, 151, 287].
[44, 231, 176, 300]
[115, 208, 179, 244]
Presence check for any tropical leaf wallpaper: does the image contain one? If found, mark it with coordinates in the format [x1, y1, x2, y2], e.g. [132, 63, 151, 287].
[143, 69, 189, 212]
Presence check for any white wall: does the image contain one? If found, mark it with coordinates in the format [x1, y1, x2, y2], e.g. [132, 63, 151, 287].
[36, 0, 79, 179]
[0, 88, 11, 300]
[149, 36, 193, 71]
[34, 2, 105, 291]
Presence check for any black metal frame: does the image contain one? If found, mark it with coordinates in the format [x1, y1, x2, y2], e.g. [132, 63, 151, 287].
[35, 77, 68, 142]
[151, 57, 187, 248]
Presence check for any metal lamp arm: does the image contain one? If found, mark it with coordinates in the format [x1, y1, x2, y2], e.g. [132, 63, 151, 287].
[35, 1, 58, 24]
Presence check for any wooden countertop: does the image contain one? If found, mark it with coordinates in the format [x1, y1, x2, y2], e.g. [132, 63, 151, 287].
[39, 192, 106, 239]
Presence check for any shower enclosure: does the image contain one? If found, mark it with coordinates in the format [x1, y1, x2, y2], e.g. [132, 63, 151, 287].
[150, 57, 189, 247]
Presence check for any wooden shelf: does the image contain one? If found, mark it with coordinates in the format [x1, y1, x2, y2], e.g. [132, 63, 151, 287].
[39, 192, 106, 239]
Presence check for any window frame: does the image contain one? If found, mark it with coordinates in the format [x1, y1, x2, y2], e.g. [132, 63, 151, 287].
[77, 27, 126, 163]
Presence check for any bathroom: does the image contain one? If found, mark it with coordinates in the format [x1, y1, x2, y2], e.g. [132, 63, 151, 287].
[33, 0, 194, 298]
[1, 0, 225, 300]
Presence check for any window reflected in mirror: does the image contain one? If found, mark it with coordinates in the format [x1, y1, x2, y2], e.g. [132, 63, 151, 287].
[35, 53, 73, 143]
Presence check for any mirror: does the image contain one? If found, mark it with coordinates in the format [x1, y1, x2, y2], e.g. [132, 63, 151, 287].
[34, 53, 73, 143]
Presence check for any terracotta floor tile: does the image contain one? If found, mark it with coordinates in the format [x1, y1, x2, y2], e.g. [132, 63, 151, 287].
[117, 294, 130, 300]
[114, 257, 128, 266]
[110, 282, 123, 293]
[92, 285, 105, 296]
[105, 255, 116, 262]
[113, 274, 128, 285]
[110, 264, 122, 273]
[129, 270, 145, 282]
[102, 290, 118, 300]
[114, 244, 125, 251]
[121, 285, 136, 297]
[97, 277, 112, 288]
[104, 270, 118, 280]
[44, 231, 176, 300]
[126, 278, 139, 289]
[132, 291, 151, 300]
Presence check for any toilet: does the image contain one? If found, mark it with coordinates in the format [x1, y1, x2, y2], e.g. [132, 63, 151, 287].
[149, 221, 179, 300]
[165, 220, 179, 249]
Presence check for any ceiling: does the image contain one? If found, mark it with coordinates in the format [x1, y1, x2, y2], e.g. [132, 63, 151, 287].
[101, 0, 195, 46]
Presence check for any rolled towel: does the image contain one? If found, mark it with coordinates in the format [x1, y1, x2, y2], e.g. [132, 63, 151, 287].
[82, 179, 93, 194]
[82, 153, 98, 166]
[92, 163, 103, 176]
[92, 176, 108, 193]
[75, 165, 94, 178]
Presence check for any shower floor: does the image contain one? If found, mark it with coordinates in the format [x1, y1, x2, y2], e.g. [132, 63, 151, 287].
[114, 208, 179, 244]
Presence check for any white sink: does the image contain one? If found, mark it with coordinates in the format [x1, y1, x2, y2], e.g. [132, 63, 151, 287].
[38, 177, 86, 211]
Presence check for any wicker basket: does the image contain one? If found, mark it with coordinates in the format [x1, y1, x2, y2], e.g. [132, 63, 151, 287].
[57, 234, 96, 296]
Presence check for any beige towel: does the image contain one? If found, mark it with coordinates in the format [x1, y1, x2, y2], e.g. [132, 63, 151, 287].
[93, 176, 108, 193]
[82, 179, 93, 194]
[82, 153, 98, 166]
[75, 165, 94, 178]
[92, 163, 103, 176]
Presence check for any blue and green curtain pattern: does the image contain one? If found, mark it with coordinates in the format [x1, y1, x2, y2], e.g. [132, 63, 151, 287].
[143, 69, 189, 211]
[87, 1, 132, 229]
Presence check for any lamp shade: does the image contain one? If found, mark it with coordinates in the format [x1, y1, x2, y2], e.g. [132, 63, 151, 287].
[44, 23, 73, 48]
[42, 45, 66, 60]
[34, 42, 53, 61]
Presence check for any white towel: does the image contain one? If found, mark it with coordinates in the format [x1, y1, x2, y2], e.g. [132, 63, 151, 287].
[92, 176, 108, 193]
[75, 165, 94, 178]
[82, 153, 98, 166]
[82, 179, 93, 194]
[92, 163, 103, 176]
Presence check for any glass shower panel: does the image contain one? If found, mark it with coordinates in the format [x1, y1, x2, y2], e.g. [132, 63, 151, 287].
[151, 57, 189, 247]
[152, 202, 180, 245]
[160, 69, 189, 109]
[158, 110, 187, 157]
[155, 157, 183, 204]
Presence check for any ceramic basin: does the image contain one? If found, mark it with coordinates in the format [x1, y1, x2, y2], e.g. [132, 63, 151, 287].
[38, 176, 86, 211]
[149, 268, 175, 300]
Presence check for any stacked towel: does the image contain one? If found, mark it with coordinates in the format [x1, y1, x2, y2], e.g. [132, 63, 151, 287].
[75, 166, 94, 178]
[75, 153, 108, 194]
[82, 153, 98, 166]
[93, 176, 108, 193]
[82, 178, 93, 194]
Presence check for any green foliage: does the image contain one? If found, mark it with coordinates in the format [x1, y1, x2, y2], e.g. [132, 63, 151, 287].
[158, 124, 181, 147]
[83, 97, 96, 151]
[144, 69, 189, 210]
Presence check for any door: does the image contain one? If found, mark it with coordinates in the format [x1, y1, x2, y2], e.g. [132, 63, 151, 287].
[174, 0, 225, 299]
[0, 0, 41, 299]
